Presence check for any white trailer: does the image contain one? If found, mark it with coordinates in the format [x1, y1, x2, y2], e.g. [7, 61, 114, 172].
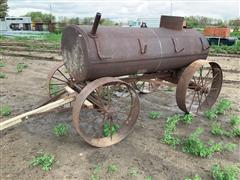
[0, 17, 32, 32]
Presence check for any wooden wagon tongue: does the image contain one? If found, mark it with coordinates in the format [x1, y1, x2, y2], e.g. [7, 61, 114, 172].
[0, 87, 77, 131]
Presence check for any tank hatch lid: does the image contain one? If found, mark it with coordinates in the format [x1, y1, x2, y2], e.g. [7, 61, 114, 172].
[160, 15, 184, 31]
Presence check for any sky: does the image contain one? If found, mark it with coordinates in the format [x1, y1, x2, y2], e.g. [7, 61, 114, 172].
[8, 0, 240, 22]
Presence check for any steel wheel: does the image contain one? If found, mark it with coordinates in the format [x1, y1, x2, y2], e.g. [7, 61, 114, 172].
[72, 77, 140, 147]
[132, 79, 161, 94]
[47, 62, 74, 98]
[176, 60, 222, 114]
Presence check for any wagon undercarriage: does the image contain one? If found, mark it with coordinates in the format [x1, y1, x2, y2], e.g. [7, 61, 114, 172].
[0, 59, 222, 148]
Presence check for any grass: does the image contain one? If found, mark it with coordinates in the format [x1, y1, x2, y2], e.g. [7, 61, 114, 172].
[107, 164, 118, 173]
[185, 174, 202, 180]
[103, 122, 120, 137]
[53, 123, 69, 137]
[148, 111, 162, 120]
[41, 33, 62, 43]
[210, 45, 240, 55]
[17, 63, 28, 73]
[210, 40, 240, 55]
[1, 33, 61, 50]
[0, 105, 12, 116]
[211, 164, 240, 180]
[0, 72, 6, 78]
[30, 153, 55, 171]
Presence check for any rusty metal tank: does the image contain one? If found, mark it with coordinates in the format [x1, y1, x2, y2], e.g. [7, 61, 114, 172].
[61, 13, 210, 82]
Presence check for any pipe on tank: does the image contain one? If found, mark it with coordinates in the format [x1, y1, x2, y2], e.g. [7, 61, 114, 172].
[90, 12, 101, 36]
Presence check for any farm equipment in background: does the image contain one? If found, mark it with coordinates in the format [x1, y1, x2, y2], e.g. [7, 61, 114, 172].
[204, 26, 237, 46]
[0, 13, 223, 148]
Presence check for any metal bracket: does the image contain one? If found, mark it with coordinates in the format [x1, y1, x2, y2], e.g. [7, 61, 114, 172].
[200, 37, 210, 50]
[172, 38, 184, 53]
[138, 38, 147, 54]
[94, 38, 111, 60]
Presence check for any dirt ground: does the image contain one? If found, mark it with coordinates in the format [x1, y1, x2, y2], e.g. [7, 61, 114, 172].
[0, 49, 239, 180]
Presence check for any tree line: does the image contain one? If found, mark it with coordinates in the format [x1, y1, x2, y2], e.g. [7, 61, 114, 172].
[0, 0, 239, 31]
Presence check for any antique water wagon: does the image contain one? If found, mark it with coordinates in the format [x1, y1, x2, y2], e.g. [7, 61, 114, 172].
[1, 13, 223, 147]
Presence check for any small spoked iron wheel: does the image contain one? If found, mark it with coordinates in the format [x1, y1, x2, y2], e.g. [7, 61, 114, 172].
[132, 79, 161, 94]
[176, 60, 223, 114]
[47, 62, 74, 98]
[72, 77, 140, 147]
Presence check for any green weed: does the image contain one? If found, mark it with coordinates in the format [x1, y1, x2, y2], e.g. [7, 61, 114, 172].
[224, 143, 237, 152]
[0, 61, 5, 67]
[164, 86, 175, 92]
[230, 115, 240, 126]
[0, 105, 12, 116]
[211, 164, 240, 180]
[161, 114, 181, 147]
[103, 122, 120, 137]
[90, 164, 102, 180]
[162, 133, 181, 147]
[204, 99, 232, 120]
[0, 72, 6, 78]
[129, 168, 139, 176]
[232, 127, 240, 137]
[148, 111, 162, 120]
[204, 109, 218, 120]
[53, 123, 69, 137]
[17, 63, 28, 72]
[211, 122, 231, 137]
[185, 174, 202, 180]
[210, 44, 240, 55]
[94, 164, 101, 174]
[90, 175, 102, 180]
[182, 113, 194, 124]
[107, 164, 118, 173]
[146, 176, 153, 180]
[182, 128, 223, 158]
[215, 99, 232, 114]
[50, 84, 60, 96]
[30, 153, 55, 171]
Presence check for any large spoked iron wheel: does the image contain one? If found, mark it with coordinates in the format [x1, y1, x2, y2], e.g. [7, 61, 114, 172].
[176, 60, 223, 114]
[47, 62, 74, 98]
[72, 77, 140, 147]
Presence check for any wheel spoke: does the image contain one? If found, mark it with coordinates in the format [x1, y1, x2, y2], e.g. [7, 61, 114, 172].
[50, 88, 65, 96]
[188, 89, 197, 112]
[57, 69, 70, 82]
[50, 83, 67, 86]
[52, 76, 68, 83]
